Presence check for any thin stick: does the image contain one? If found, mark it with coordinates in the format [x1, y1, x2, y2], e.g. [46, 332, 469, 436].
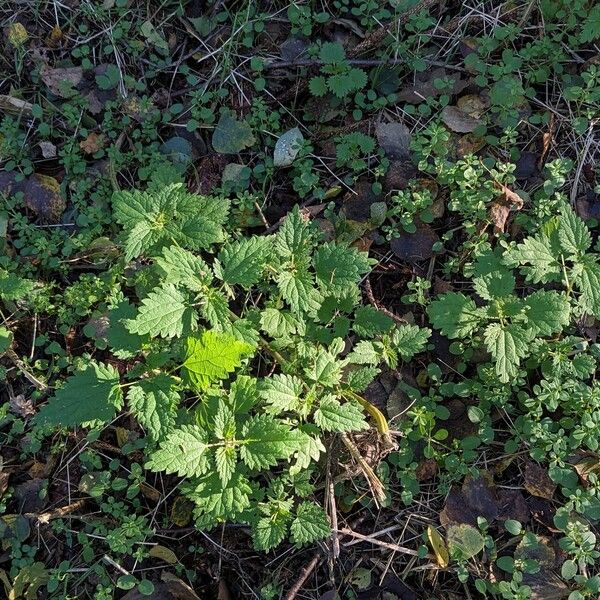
[6, 348, 48, 392]
[339, 527, 431, 559]
[283, 554, 321, 600]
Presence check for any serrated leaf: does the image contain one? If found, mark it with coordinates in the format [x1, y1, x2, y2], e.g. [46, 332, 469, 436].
[260, 374, 305, 414]
[290, 426, 325, 475]
[305, 350, 342, 386]
[107, 300, 147, 357]
[559, 205, 591, 257]
[392, 325, 430, 360]
[112, 189, 159, 229]
[260, 308, 300, 338]
[127, 374, 179, 441]
[35, 362, 121, 427]
[347, 340, 381, 365]
[346, 366, 380, 392]
[212, 114, 255, 154]
[216, 236, 273, 287]
[314, 242, 371, 296]
[155, 245, 211, 291]
[290, 502, 330, 545]
[182, 330, 253, 390]
[187, 471, 252, 529]
[353, 305, 394, 338]
[113, 184, 229, 258]
[578, 260, 600, 319]
[473, 270, 515, 300]
[275, 206, 314, 259]
[124, 219, 162, 261]
[214, 446, 237, 487]
[428, 292, 481, 338]
[239, 414, 301, 470]
[127, 284, 191, 339]
[146, 424, 210, 478]
[524, 290, 570, 336]
[314, 396, 367, 432]
[199, 287, 231, 329]
[504, 235, 560, 284]
[274, 127, 304, 167]
[483, 323, 532, 383]
[254, 515, 289, 551]
[278, 269, 319, 314]
[308, 76, 328, 97]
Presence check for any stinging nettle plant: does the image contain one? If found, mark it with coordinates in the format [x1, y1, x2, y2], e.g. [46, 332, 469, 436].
[33, 170, 430, 551]
[428, 204, 600, 384]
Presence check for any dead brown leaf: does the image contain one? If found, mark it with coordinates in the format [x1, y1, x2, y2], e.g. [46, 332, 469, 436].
[40, 65, 82, 98]
[79, 132, 105, 154]
[523, 461, 556, 500]
[441, 105, 483, 133]
[490, 184, 524, 233]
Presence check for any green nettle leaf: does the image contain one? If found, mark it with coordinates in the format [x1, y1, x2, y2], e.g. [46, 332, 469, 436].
[182, 330, 253, 390]
[260, 374, 305, 414]
[106, 300, 148, 357]
[35, 363, 122, 427]
[127, 374, 179, 441]
[126, 284, 192, 339]
[187, 472, 252, 529]
[524, 290, 570, 336]
[353, 305, 394, 338]
[214, 446, 237, 487]
[346, 366, 380, 392]
[277, 269, 319, 314]
[347, 340, 381, 365]
[146, 425, 210, 478]
[428, 293, 482, 338]
[473, 270, 515, 300]
[290, 502, 331, 546]
[578, 260, 600, 318]
[483, 323, 531, 383]
[275, 206, 314, 259]
[212, 114, 256, 154]
[216, 236, 273, 287]
[254, 515, 290, 551]
[314, 396, 368, 432]
[392, 325, 431, 360]
[154, 245, 211, 291]
[504, 234, 560, 284]
[200, 287, 231, 329]
[124, 219, 162, 261]
[291, 426, 325, 474]
[558, 206, 591, 257]
[260, 308, 301, 338]
[313, 243, 371, 296]
[213, 402, 236, 441]
[240, 414, 301, 470]
[305, 350, 342, 386]
[112, 184, 229, 259]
